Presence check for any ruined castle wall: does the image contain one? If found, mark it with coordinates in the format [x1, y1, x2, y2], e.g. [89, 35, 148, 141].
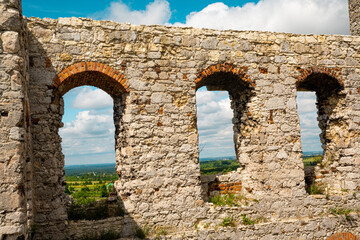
[349, 0, 360, 35]
[24, 17, 360, 239]
[0, 0, 30, 239]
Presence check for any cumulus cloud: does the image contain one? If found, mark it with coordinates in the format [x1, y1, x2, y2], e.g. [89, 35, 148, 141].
[72, 87, 113, 109]
[176, 0, 349, 35]
[62, 0, 345, 162]
[296, 92, 318, 114]
[188, 0, 345, 156]
[95, 0, 171, 25]
[196, 88, 236, 158]
[60, 110, 115, 161]
[61, 110, 113, 137]
[296, 92, 322, 151]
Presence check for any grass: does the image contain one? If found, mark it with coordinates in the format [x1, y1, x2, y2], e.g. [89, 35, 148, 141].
[200, 159, 240, 175]
[306, 182, 324, 195]
[135, 225, 151, 239]
[156, 228, 168, 237]
[303, 155, 322, 167]
[209, 194, 246, 207]
[330, 208, 352, 220]
[242, 214, 255, 225]
[200, 156, 321, 176]
[221, 216, 235, 227]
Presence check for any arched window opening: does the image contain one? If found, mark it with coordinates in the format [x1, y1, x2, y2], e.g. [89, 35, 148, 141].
[196, 87, 238, 175]
[61, 86, 115, 166]
[296, 71, 344, 194]
[50, 63, 129, 225]
[196, 71, 254, 175]
[60, 86, 123, 221]
[296, 91, 323, 193]
[195, 66, 255, 200]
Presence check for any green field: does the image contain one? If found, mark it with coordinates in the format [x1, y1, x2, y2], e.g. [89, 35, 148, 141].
[200, 159, 240, 175]
[199, 155, 323, 175]
[303, 155, 322, 166]
[65, 164, 118, 205]
[64, 155, 323, 200]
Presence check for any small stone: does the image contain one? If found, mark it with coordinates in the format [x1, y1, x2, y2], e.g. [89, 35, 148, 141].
[1, 31, 20, 53]
[147, 52, 161, 59]
[277, 150, 288, 159]
[265, 97, 285, 110]
[60, 53, 72, 61]
[201, 37, 217, 49]
[151, 92, 172, 103]
[9, 127, 25, 141]
[280, 40, 291, 52]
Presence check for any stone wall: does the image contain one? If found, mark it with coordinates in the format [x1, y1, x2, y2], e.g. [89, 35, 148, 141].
[23, 17, 360, 238]
[0, 0, 360, 239]
[349, 0, 360, 35]
[0, 0, 30, 239]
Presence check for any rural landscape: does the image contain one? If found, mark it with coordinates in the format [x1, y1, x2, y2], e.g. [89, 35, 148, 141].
[65, 151, 323, 205]
[1, 0, 360, 239]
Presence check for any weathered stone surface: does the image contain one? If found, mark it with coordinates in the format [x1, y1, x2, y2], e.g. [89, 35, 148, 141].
[0, 1, 28, 238]
[1, 31, 20, 53]
[0, 0, 360, 239]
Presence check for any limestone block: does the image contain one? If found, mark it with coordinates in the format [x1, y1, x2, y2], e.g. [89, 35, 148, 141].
[344, 180, 357, 190]
[2, 55, 21, 70]
[200, 37, 217, 50]
[265, 97, 285, 110]
[147, 51, 161, 59]
[273, 83, 287, 95]
[286, 98, 297, 110]
[245, 52, 258, 62]
[9, 127, 25, 141]
[274, 55, 287, 63]
[188, 133, 198, 144]
[5, 211, 25, 223]
[1, 31, 19, 53]
[151, 92, 172, 103]
[58, 18, 72, 26]
[179, 144, 192, 152]
[0, 192, 22, 211]
[0, 10, 21, 31]
[276, 150, 288, 159]
[240, 40, 253, 51]
[280, 40, 291, 52]
[151, 83, 166, 92]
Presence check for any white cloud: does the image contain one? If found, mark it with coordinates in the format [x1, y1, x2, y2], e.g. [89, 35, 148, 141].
[297, 92, 318, 116]
[196, 88, 235, 157]
[296, 92, 322, 151]
[176, 0, 349, 35]
[60, 110, 115, 160]
[68, 0, 344, 161]
[72, 87, 113, 109]
[187, 0, 344, 156]
[95, 0, 171, 25]
[61, 110, 113, 137]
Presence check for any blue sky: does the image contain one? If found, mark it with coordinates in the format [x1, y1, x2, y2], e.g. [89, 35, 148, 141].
[22, 0, 349, 165]
[22, 0, 257, 23]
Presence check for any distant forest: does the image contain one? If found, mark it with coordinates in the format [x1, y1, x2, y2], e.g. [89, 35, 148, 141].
[65, 151, 323, 177]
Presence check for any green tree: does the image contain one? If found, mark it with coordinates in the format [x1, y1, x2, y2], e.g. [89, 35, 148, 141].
[100, 184, 109, 197]
[65, 185, 71, 194]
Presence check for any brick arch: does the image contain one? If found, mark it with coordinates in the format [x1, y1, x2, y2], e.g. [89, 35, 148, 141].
[296, 66, 344, 90]
[328, 232, 360, 240]
[195, 63, 255, 90]
[53, 62, 129, 97]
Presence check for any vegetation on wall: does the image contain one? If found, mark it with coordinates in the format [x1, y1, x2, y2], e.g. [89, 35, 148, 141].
[200, 159, 240, 175]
